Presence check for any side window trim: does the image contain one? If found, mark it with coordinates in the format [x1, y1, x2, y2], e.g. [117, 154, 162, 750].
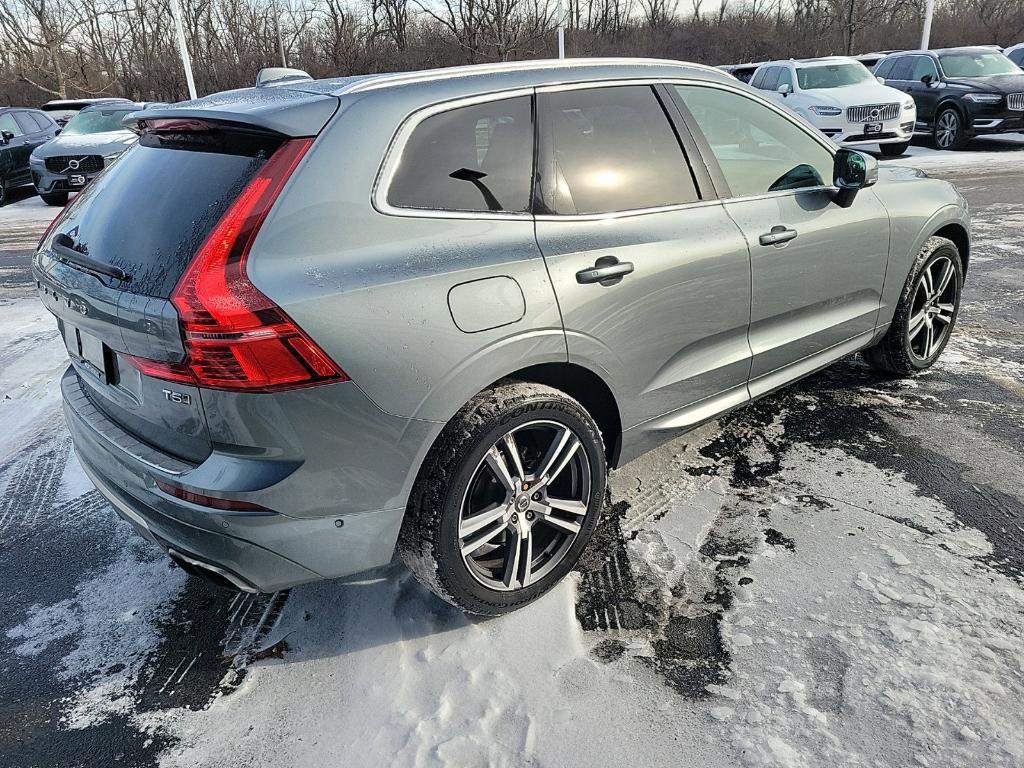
[653, 83, 716, 201]
[373, 87, 537, 221]
[666, 82, 839, 203]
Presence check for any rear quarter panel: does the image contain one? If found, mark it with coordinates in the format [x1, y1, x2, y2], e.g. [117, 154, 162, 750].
[244, 86, 567, 425]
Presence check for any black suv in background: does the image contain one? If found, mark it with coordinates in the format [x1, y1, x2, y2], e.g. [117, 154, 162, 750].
[0, 107, 59, 206]
[876, 47, 1024, 149]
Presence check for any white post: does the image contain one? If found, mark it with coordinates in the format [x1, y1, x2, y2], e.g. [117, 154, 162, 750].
[169, 0, 198, 100]
[557, 0, 566, 59]
[275, 0, 288, 67]
[920, 0, 934, 50]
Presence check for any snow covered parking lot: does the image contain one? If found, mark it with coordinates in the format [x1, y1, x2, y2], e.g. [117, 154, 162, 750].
[1, 138, 1023, 768]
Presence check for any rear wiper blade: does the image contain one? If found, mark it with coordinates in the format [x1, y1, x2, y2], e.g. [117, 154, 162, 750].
[51, 233, 131, 282]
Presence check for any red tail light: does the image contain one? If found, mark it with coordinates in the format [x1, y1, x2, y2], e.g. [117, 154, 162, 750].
[155, 479, 268, 512]
[131, 137, 348, 392]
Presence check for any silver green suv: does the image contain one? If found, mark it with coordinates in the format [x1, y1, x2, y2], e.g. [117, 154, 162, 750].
[34, 59, 969, 614]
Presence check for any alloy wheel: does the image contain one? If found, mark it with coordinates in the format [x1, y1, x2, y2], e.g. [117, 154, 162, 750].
[936, 111, 959, 149]
[458, 420, 591, 591]
[907, 255, 957, 361]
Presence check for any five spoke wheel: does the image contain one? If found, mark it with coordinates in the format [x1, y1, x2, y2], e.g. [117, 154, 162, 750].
[458, 421, 591, 591]
[907, 254, 957, 361]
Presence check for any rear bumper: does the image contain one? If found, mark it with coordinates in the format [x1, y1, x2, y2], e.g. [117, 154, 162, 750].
[61, 366, 440, 592]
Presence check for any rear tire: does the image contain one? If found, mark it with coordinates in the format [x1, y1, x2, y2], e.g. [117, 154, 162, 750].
[399, 380, 607, 616]
[862, 236, 962, 377]
[879, 141, 911, 157]
[40, 191, 68, 206]
[933, 107, 966, 150]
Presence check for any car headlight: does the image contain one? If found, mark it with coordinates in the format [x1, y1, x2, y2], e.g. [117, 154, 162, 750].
[963, 93, 1002, 103]
[809, 105, 842, 117]
[29, 154, 44, 166]
[902, 98, 916, 110]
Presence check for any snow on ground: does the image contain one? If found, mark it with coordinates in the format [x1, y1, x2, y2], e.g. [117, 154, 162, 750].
[0, 296, 66, 463]
[888, 134, 1024, 173]
[0, 196, 62, 252]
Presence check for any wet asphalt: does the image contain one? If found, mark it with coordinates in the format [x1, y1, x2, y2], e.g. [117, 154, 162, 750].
[0, 140, 1022, 767]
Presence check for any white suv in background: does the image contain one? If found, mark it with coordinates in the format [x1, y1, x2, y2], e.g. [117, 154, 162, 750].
[750, 56, 917, 156]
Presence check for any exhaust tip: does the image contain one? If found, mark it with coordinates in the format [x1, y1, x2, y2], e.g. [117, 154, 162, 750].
[167, 548, 259, 593]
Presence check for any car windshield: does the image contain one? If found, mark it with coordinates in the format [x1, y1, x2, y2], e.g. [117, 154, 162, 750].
[796, 63, 874, 90]
[938, 52, 1021, 77]
[61, 108, 134, 136]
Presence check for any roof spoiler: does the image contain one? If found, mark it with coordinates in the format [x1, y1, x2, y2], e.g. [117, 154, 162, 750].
[256, 67, 314, 88]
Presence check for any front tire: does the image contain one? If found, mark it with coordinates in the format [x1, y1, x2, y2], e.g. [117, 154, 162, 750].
[933, 107, 966, 150]
[879, 140, 911, 157]
[399, 380, 607, 616]
[863, 236, 963, 376]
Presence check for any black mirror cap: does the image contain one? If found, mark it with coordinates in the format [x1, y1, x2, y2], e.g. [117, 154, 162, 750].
[0, 130, 13, 144]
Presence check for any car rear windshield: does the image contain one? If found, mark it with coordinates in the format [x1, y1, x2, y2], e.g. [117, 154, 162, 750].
[51, 129, 279, 298]
[938, 52, 1020, 77]
[796, 62, 873, 90]
[62, 108, 136, 135]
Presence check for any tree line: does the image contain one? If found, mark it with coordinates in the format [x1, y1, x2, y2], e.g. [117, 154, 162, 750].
[1, 0, 1022, 106]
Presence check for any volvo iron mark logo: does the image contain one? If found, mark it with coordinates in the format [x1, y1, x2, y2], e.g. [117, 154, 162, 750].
[61, 158, 81, 174]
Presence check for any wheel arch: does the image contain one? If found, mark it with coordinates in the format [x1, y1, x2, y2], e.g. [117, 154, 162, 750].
[501, 362, 624, 469]
[933, 222, 970, 275]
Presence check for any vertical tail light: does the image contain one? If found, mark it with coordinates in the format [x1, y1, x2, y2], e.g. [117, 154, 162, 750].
[131, 137, 348, 392]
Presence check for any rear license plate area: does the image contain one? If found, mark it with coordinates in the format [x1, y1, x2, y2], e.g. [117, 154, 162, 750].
[65, 324, 112, 382]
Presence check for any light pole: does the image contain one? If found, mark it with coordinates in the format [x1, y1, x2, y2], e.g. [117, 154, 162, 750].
[920, 0, 934, 50]
[275, 0, 288, 67]
[557, 0, 566, 59]
[169, 0, 198, 99]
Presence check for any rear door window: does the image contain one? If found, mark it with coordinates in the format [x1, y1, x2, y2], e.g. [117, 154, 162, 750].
[14, 112, 40, 134]
[387, 96, 533, 213]
[751, 68, 768, 88]
[874, 58, 895, 78]
[889, 57, 914, 81]
[49, 130, 279, 298]
[536, 85, 699, 215]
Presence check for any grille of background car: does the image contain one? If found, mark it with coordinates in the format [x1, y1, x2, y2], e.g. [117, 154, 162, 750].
[1008, 93, 1024, 111]
[846, 103, 901, 122]
[44, 155, 104, 174]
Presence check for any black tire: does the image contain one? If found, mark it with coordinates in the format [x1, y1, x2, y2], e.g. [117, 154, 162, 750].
[879, 141, 911, 157]
[40, 191, 68, 206]
[399, 380, 607, 616]
[863, 236, 963, 376]
[0, 179, 7, 207]
[933, 107, 966, 150]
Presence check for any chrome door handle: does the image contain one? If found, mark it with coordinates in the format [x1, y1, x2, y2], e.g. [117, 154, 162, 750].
[576, 256, 634, 286]
[759, 225, 798, 247]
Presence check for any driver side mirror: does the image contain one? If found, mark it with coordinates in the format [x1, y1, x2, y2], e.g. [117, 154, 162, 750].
[777, 83, 791, 97]
[832, 148, 878, 208]
[0, 130, 13, 146]
[921, 74, 934, 86]
[54, 128, 61, 136]
[876, 76, 886, 85]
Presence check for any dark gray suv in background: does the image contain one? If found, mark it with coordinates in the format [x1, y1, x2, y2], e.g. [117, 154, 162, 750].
[34, 59, 970, 615]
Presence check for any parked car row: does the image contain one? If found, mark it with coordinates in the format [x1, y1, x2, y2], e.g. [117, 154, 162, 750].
[720, 44, 1024, 153]
[0, 97, 161, 206]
